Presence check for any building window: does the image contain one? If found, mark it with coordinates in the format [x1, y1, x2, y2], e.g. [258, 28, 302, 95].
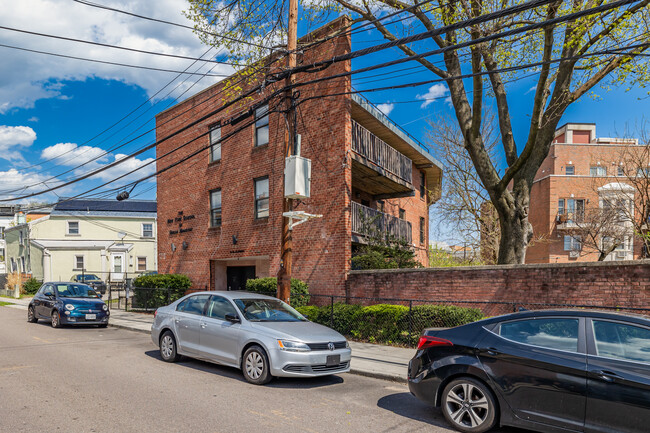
[20, 257, 25, 273]
[67, 221, 79, 235]
[142, 223, 153, 238]
[255, 177, 269, 218]
[74, 255, 84, 270]
[590, 166, 607, 177]
[636, 167, 650, 177]
[361, 199, 370, 207]
[10, 258, 16, 273]
[564, 235, 582, 251]
[419, 217, 425, 245]
[209, 125, 221, 162]
[565, 165, 575, 175]
[617, 166, 625, 176]
[210, 189, 222, 227]
[420, 171, 426, 198]
[19, 230, 24, 245]
[399, 208, 406, 220]
[377, 201, 385, 213]
[558, 199, 565, 215]
[137, 257, 147, 272]
[255, 105, 269, 147]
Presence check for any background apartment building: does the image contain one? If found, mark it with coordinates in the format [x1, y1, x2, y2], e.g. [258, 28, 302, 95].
[155, 17, 443, 295]
[526, 123, 648, 263]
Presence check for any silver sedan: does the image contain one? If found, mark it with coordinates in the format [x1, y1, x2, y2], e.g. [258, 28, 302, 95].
[151, 291, 351, 384]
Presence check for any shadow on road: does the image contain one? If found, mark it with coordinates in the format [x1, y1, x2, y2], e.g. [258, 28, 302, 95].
[144, 350, 344, 389]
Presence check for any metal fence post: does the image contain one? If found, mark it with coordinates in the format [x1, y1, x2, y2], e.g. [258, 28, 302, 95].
[167, 287, 171, 306]
[330, 295, 334, 329]
[408, 300, 413, 342]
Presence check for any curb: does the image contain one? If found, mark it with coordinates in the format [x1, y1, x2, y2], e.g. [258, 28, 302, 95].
[108, 323, 150, 334]
[349, 368, 407, 384]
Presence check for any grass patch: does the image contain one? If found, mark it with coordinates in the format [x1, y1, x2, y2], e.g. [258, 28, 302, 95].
[0, 301, 14, 306]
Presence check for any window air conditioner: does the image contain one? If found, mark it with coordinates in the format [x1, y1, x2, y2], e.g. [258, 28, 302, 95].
[569, 250, 580, 258]
[616, 251, 627, 259]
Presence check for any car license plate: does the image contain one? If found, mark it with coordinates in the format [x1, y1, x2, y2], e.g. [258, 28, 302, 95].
[85, 314, 96, 320]
[326, 355, 340, 367]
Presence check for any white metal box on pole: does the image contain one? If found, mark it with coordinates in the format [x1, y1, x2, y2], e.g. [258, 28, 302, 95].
[284, 155, 311, 199]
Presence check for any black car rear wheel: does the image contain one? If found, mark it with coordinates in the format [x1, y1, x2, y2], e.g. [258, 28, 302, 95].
[441, 377, 497, 433]
[27, 306, 38, 323]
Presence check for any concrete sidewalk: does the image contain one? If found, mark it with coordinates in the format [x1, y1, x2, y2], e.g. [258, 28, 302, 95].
[0, 296, 413, 383]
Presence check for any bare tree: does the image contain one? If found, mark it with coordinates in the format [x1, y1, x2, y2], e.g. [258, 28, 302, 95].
[563, 204, 631, 261]
[185, 0, 650, 263]
[426, 112, 500, 263]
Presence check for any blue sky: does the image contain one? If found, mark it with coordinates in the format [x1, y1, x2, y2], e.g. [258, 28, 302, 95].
[0, 1, 648, 243]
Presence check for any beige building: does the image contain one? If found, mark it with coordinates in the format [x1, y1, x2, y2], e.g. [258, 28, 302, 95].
[5, 199, 157, 282]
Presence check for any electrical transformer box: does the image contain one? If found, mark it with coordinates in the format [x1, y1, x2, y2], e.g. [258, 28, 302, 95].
[284, 155, 311, 199]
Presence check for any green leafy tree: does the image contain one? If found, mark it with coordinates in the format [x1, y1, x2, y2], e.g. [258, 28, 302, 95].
[185, 0, 650, 263]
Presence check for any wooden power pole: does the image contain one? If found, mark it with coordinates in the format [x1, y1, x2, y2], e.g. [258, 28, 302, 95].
[277, 0, 298, 303]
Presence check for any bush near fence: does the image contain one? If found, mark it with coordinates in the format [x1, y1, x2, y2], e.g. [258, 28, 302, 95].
[131, 274, 191, 309]
[296, 302, 483, 346]
[22, 277, 42, 295]
[245, 277, 310, 308]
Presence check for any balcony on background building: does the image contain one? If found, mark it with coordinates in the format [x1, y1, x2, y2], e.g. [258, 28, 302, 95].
[556, 212, 585, 230]
[351, 120, 414, 198]
[351, 201, 412, 244]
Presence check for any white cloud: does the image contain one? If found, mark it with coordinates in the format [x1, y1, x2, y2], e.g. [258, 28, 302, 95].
[376, 103, 394, 116]
[0, 0, 233, 113]
[416, 84, 449, 108]
[0, 125, 36, 161]
[93, 153, 156, 183]
[27, 117, 39, 122]
[40, 142, 109, 166]
[0, 168, 65, 202]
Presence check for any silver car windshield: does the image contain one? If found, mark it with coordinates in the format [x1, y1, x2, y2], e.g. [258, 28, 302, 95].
[234, 298, 307, 322]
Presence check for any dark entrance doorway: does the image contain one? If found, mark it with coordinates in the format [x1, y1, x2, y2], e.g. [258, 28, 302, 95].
[226, 266, 256, 291]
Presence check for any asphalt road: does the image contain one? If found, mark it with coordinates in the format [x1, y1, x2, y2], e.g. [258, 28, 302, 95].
[0, 306, 525, 433]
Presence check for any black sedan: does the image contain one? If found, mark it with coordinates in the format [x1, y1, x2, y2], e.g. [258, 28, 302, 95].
[408, 309, 650, 433]
[71, 274, 107, 294]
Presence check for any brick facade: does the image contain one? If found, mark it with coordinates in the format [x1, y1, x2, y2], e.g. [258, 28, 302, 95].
[347, 261, 650, 311]
[155, 18, 439, 295]
[527, 123, 648, 263]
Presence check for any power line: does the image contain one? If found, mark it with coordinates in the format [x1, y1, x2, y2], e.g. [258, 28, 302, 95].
[0, 25, 242, 65]
[0, 43, 230, 77]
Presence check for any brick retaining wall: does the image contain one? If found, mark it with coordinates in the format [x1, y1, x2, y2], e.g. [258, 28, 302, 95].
[346, 260, 650, 309]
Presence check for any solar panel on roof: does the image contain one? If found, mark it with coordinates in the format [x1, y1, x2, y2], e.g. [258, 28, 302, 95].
[54, 199, 156, 213]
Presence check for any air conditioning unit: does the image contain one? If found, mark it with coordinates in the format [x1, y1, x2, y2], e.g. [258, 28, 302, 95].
[284, 155, 311, 199]
[616, 251, 627, 259]
[569, 250, 580, 258]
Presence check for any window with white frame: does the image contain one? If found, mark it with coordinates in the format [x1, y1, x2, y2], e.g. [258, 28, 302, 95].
[137, 256, 147, 272]
[565, 165, 575, 175]
[254, 105, 269, 147]
[10, 258, 16, 272]
[19, 230, 24, 245]
[564, 235, 582, 251]
[210, 189, 222, 227]
[590, 166, 607, 177]
[254, 177, 269, 218]
[618, 166, 625, 176]
[142, 223, 153, 238]
[74, 255, 84, 270]
[20, 257, 25, 273]
[209, 124, 221, 162]
[67, 221, 80, 235]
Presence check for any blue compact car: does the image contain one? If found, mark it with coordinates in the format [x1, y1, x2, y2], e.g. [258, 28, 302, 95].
[28, 282, 110, 328]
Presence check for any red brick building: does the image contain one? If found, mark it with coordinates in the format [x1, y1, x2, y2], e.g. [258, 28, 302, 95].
[526, 123, 648, 263]
[155, 18, 443, 295]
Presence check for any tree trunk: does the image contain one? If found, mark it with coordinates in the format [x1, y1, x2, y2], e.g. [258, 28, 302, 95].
[495, 178, 534, 264]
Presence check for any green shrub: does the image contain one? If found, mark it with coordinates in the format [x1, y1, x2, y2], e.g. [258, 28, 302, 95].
[132, 274, 192, 308]
[22, 278, 42, 295]
[296, 305, 319, 321]
[245, 277, 310, 308]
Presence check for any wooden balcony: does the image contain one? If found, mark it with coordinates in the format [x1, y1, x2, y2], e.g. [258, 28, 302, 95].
[351, 201, 412, 244]
[351, 120, 414, 198]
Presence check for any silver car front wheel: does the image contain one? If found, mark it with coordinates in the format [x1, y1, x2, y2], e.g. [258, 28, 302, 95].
[441, 378, 496, 433]
[242, 346, 271, 385]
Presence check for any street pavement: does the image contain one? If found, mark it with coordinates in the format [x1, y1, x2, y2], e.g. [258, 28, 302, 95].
[1, 296, 414, 383]
[0, 305, 525, 433]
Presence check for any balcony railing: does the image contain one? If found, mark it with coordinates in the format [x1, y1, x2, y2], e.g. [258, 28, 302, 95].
[351, 201, 412, 243]
[351, 120, 413, 185]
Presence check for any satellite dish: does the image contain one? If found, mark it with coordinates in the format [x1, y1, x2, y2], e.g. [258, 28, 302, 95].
[118, 232, 127, 240]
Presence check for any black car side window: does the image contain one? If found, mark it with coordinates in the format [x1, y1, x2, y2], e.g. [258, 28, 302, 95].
[499, 318, 579, 352]
[592, 320, 650, 363]
[42, 285, 53, 297]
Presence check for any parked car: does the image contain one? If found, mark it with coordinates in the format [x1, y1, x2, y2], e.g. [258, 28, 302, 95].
[408, 309, 650, 433]
[71, 274, 107, 295]
[151, 291, 351, 384]
[28, 282, 110, 328]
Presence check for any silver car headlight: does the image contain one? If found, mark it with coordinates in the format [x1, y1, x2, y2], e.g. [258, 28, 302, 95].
[102, 304, 108, 311]
[277, 340, 310, 352]
[65, 304, 75, 311]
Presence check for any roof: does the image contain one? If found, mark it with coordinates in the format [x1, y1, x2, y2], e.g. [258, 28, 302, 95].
[31, 240, 133, 250]
[50, 210, 157, 219]
[54, 199, 156, 213]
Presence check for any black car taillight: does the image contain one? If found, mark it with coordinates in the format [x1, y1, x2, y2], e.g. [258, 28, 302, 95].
[417, 335, 453, 350]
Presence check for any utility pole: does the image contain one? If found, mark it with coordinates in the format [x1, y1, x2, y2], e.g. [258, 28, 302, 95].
[277, 0, 298, 303]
